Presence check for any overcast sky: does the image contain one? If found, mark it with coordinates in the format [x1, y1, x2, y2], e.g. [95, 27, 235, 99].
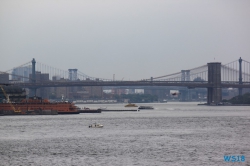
[1, 0, 250, 80]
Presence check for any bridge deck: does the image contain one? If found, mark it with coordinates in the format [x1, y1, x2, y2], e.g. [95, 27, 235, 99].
[8, 81, 250, 88]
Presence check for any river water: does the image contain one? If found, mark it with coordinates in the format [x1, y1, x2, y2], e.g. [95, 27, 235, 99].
[0, 102, 249, 166]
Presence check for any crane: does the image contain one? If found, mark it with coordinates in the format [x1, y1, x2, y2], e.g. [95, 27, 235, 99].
[0, 85, 21, 113]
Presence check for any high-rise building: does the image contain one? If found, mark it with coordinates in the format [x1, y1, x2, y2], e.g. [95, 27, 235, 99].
[29, 71, 50, 98]
[68, 69, 78, 81]
[12, 66, 32, 82]
[0, 74, 9, 84]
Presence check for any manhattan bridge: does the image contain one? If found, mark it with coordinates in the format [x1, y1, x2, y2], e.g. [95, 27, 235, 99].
[1, 57, 250, 105]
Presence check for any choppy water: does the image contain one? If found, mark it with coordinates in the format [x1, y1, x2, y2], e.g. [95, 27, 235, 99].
[0, 102, 250, 166]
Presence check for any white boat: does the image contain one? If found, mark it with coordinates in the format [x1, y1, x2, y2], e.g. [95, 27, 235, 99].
[89, 123, 104, 128]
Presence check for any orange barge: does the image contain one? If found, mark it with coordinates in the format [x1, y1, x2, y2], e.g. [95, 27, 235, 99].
[0, 96, 79, 115]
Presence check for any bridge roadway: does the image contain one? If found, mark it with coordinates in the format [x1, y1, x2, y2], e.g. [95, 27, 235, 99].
[11, 81, 250, 88]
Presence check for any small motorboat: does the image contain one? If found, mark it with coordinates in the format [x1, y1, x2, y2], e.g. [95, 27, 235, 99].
[97, 107, 107, 110]
[124, 103, 138, 107]
[138, 106, 154, 109]
[89, 123, 104, 128]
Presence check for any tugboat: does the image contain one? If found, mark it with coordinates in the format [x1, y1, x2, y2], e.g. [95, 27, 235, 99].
[138, 106, 154, 109]
[124, 103, 138, 107]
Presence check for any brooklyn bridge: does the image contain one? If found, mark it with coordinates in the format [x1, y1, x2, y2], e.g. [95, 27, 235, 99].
[0, 57, 250, 105]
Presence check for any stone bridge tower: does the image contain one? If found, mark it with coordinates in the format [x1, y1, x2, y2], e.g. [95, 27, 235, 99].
[207, 62, 222, 105]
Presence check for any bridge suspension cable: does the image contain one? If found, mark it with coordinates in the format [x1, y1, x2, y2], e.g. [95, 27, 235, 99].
[77, 71, 113, 81]
[221, 59, 250, 82]
[150, 64, 208, 80]
[36, 61, 113, 81]
[0, 71, 32, 81]
[4, 61, 32, 73]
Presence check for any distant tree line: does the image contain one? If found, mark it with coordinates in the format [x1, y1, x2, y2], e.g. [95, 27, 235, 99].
[223, 93, 250, 104]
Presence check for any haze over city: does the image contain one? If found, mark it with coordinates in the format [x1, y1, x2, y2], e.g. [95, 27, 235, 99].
[1, 0, 250, 80]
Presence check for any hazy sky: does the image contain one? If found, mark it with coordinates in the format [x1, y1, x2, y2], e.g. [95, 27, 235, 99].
[1, 0, 250, 80]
